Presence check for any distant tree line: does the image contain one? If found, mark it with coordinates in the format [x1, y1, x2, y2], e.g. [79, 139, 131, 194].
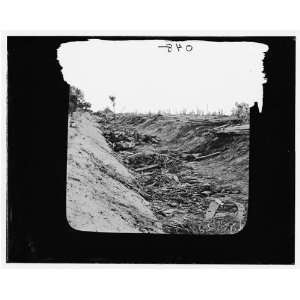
[93, 103, 250, 121]
[70, 89, 249, 124]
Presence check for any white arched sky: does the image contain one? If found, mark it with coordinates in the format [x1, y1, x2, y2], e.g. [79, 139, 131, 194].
[57, 39, 268, 114]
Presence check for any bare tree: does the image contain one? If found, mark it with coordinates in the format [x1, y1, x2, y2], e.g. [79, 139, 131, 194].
[109, 96, 116, 114]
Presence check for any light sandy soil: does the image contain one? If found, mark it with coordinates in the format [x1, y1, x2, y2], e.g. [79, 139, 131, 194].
[66, 111, 163, 233]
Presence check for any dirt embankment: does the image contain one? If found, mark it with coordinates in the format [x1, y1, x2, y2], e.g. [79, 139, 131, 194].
[67, 111, 163, 233]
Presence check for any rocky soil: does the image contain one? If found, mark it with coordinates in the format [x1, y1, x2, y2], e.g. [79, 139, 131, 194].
[67, 110, 249, 234]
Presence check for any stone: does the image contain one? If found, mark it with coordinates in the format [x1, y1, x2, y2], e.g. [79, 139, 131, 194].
[201, 191, 211, 196]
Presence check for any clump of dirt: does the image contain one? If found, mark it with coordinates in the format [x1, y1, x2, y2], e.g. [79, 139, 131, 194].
[95, 111, 249, 234]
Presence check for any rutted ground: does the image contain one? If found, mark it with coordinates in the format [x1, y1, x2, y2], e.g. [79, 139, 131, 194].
[67, 110, 249, 234]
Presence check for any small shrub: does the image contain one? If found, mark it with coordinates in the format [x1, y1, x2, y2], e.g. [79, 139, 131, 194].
[231, 102, 249, 122]
[69, 86, 92, 113]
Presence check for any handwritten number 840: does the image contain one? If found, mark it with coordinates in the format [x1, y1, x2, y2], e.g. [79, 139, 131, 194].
[158, 43, 193, 52]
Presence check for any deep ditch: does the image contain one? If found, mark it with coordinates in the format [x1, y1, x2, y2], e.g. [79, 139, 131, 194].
[94, 111, 249, 234]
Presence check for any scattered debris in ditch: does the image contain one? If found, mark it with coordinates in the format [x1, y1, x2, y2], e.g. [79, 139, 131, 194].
[94, 111, 249, 234]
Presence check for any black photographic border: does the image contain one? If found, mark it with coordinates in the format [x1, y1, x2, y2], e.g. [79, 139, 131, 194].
[6, 35, 295, 264]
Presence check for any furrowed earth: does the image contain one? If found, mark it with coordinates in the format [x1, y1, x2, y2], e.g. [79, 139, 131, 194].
[67, 110, 249, 234]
